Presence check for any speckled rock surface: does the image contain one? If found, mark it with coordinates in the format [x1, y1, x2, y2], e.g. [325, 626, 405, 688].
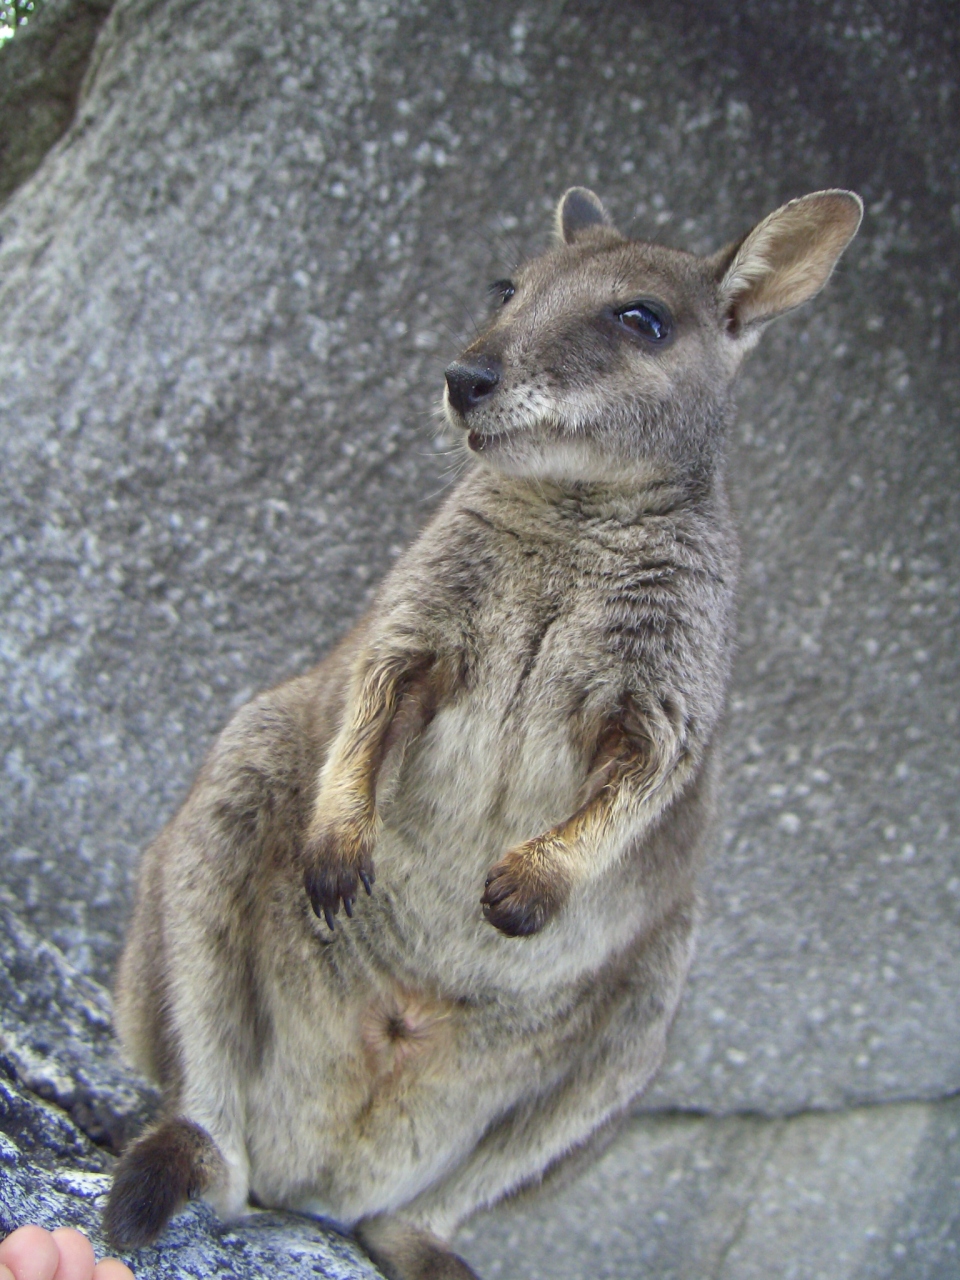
[0, 0, 957, 1123]
[0, 903, 157, 1152]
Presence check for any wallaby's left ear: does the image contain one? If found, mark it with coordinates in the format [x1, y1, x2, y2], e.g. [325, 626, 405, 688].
[715, 190, 863, 335]
[555, 187, 617, 244]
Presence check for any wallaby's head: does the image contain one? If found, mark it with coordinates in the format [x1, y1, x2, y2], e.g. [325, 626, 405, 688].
[443, 187, 862, 486]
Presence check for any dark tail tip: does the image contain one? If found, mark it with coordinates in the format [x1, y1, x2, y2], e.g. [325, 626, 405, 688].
[103, 1116, 221, 1250]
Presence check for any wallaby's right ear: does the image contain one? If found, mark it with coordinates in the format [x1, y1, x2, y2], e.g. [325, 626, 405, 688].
[714, 190, 863, 338]
[555, 187, 616, 244]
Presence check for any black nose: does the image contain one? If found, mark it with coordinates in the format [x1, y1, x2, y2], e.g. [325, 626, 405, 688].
[444, 356, 502, 416]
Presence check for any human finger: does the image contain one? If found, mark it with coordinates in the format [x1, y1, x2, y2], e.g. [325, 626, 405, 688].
[92, 1262, 134, 1280]
[0, 1226, 61, 1280]
[50, 1229, 95, 1280]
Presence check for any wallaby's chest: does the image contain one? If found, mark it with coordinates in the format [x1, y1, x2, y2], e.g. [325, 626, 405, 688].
[386, 550, 624, 854]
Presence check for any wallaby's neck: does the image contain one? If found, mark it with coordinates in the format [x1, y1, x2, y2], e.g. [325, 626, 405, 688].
[461, 455, 726, 528]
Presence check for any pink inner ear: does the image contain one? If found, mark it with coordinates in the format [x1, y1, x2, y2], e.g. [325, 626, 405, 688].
[721, 192, 862, 330]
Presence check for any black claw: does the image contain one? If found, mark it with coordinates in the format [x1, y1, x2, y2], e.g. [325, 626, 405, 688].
[482, 898, 544, 937]
[360, 870, 374, 896]
[480, 877, 507, 908]
[343, 896, 354, 918]
[323, 906, 337, 932]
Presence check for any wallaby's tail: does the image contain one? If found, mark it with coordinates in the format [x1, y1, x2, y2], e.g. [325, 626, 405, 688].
[103, 1116, 224, 1249]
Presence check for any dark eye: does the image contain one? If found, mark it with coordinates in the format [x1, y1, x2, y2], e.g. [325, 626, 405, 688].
[616, 301, 671, 343]
[488, 279, 516, 306]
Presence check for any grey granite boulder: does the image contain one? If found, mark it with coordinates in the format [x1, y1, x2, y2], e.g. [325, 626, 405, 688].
[0, 901, 156, 1152]
[0, 0, 957, 1132]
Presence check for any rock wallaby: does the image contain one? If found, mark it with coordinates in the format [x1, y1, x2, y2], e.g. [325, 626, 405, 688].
[104, 186, 861, 1278]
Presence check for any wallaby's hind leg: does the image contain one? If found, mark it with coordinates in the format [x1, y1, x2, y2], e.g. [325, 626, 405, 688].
[357, 1217, 481, 1280]
[108, 685, 320, 1247]
[103, 1117, 225, 1248]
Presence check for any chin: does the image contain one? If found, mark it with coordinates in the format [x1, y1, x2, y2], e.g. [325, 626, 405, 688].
[464, 432, 628, 486]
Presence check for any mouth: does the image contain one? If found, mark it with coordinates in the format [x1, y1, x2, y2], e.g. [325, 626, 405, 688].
[467, 430, 508, 453]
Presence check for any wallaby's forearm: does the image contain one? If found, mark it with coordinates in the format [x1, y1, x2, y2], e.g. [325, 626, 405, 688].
[302, 645, 459, 926]
[481, 690, 701, 935]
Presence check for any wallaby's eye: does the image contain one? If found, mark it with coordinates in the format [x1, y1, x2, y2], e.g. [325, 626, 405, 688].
[616, 301, 671, 343]
[489, 279, 516, 307]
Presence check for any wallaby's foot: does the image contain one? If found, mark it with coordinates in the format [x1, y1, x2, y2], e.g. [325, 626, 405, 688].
[356, 1217, 481, 1280]
[301, 819, 376, 931]
[0, 1225, 133, 1280]
[103, 1117, 225, 1249]
[481, 835, 570, 936]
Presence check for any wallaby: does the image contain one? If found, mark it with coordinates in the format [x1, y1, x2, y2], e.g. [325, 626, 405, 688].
[104, 186, 861, 1279]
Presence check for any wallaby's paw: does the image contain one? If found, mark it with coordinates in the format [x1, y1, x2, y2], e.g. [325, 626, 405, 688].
[481, 837, 569, 937]
[103, 1117, 223, 1250]
[302, 822, 376, 931]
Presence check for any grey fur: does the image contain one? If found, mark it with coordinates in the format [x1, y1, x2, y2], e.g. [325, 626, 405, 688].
[108, 187, 861, 1277]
